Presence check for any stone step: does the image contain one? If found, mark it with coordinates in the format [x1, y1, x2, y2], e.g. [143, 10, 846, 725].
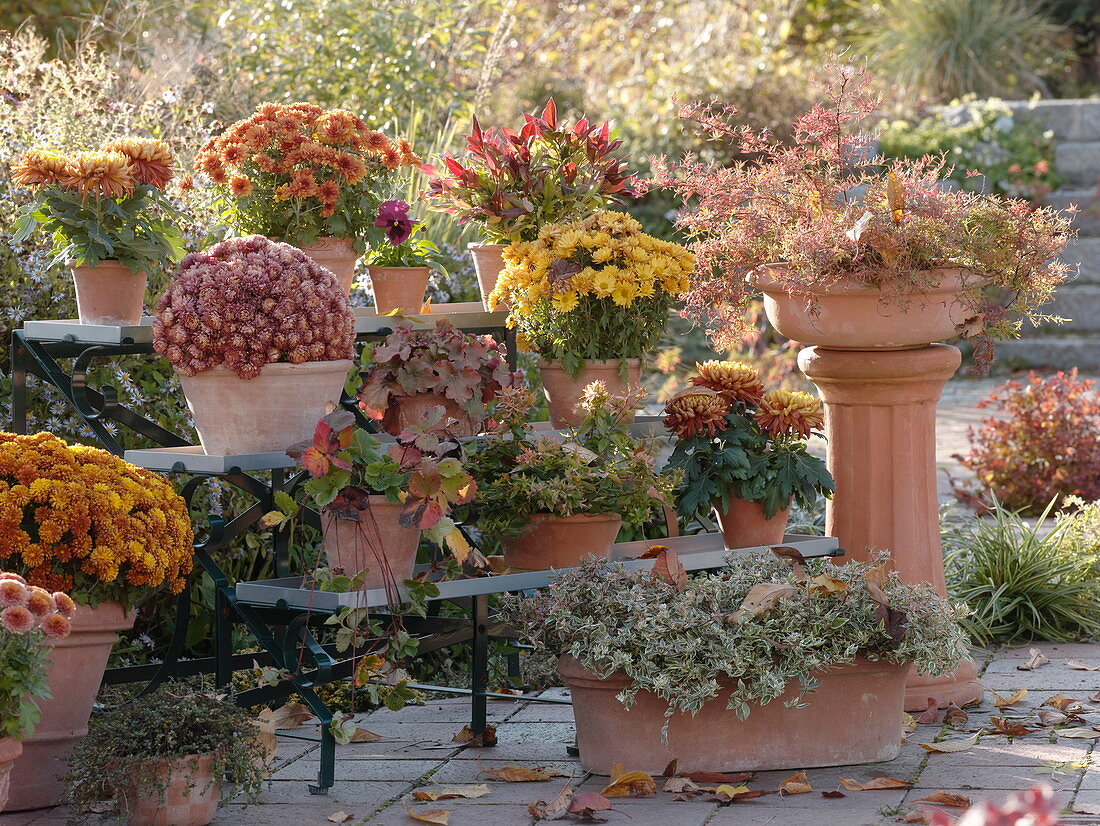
[997, 336, 1100, 370]
[1054, 141, 1100, 187]
[1037, 284, 1100, 331]
[1003, 99, 1100, 142]
[1043, 188, 1100, 235]
[1062, 237, 1100, 284]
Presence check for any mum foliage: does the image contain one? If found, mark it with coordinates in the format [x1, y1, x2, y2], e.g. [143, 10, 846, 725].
[501, 551, 966, 719]
[426, 99, 637, 243]
[951, 370, 1100, 514]
[0, 432, 193, 607]
[153, 235, 355, 379]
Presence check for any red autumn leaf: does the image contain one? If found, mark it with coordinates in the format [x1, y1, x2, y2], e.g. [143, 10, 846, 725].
[916, 697, 942, 725]
[650, 547, 688, 591]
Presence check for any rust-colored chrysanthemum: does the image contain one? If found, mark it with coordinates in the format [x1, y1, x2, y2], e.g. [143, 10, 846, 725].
[398, 139, 421, 166]
[62, 151, 135, 198]
[361, 131, 390, 152]
[103, 138, 174, 188]
[314, 110, 358, 145]
[229, 175, 253, 197]
[755, 390, 824, 439]
[690, 360, 765, 405]
[663, 388, 730, 439]
[380, 146, 402, 171]
[11, 150, 70, 187]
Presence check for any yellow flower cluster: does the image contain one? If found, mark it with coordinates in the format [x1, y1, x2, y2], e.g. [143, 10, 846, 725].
[489, 210, 693, 318]
[0, 433, 193, 603]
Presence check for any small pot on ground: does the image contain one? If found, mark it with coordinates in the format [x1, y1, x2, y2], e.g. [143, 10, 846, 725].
[71, 260, 147, 326]
[321, 496, 421, 589]
[501, 514, 622, 572]
[468, 242, 507, 308]
[297, 237, 359, 294]
[0, 738, 23, 812]
[539, 358, 641, 428]
[559, 654, 908, 775]
[367, 266, 430, 314]
[714, 498, 790, 549]
[122, 752, 221, 826]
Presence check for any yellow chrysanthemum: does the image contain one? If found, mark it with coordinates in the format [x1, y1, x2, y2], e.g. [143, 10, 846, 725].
[591, 271, 615, 297]
[755, 390, 825, 439]
[691, 360, 765, 405]
[62, 151, 135, 198]
[552, 291, 580, 313]
[11, 150, 70, 188]
[610, 281, 638, 307]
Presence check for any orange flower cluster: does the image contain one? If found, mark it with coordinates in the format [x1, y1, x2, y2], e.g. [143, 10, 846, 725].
[12, 138, 174, 199]
[195, 103, 419, 218]
[0, 433, 193, 606]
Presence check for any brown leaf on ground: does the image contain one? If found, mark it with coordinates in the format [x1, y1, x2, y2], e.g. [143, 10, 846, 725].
[452, 724, 497, 747]
[346, 727, 382, 742]
[480, 764, 570, 782]
[661, 759, 678, 777]
[989, 716, 1038, 736]
[327, 812, 352, 823]
[779, 770, 812, 795]
[1037, 710, 1068, 726]
[920, 733, 979, 753]
[528, 783, 574, 821]
[711, 784, 760, 802]
[261, 701, 314, 730]
[1057, 727, 1100, 739]
[992, 689, 1028, 708]
[903, 809, 934, 823]
[679, 771, 751, 784]
[1017, 648, 1050, 671]
[568, 792, 613, 819]
[943, 704, 969, 727]
[662, 777, 702, 794]
[1089, 691, 1100, 705]
[915, 697, 942, 725]
[822, 790, 846, 799]
[650, 547, 688, 591]
[1043, 695, 1082, 712]
[601, 770, 656, 797]
[1066, 660, 1100, 671]
[731, 583, 798, 622]
[412, 784, 491, 801]
[838, 776, 911, 791]
[916, 791, 971, 808]
[405, 806, 450, 824]
[1073, 803, 1100, 815]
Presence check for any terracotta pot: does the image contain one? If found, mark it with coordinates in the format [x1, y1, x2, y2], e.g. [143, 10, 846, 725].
[380, 392, 479, 438]
[71, 260, 147, 326]
[750, 266, 983, 350]
[0, 737, 23, 812]
[367, 266, 430, 314]
[468, 242, 507, 309]
[179, 359, 353, 455]
[714, 498, 789, 549]
[298, 237, 359, 294]
[321, 496, 421, 590]
[559, 654, 908, 775]
[501, 513, 623, 572]
[122, 752, 221, 826]
[7, 601, 133, 811]
[538, 358, 642, 429]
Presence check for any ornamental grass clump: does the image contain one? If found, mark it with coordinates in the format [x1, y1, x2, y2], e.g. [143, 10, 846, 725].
[502, 552, 967, 720]
[490, 209, 694, 375]
[153, 235, 355, 379]
[0, 432, 193, 606]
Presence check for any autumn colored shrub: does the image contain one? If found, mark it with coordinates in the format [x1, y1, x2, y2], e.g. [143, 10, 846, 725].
[951, 370, 1100, 514]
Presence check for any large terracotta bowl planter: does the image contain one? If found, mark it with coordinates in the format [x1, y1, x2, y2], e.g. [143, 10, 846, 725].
[0, 737, 22, 812]
[179, 359, 353, 455]
[121, 752, 221, 826]
[297, 237, 359, 294]
[72, 260, 147, 326]
[539, 358, 642, 429]
[367, 266, 430, 314]
[380, 392, 479, 438]
[468, 242, 507, 308]
[501, 514, 622, 572]
[7, 601, 134, 811]
[559, 654, 908, 775]
[321, 496, 421, 590]
[714, 498, 790, 549]
[750, 266, 983, 350]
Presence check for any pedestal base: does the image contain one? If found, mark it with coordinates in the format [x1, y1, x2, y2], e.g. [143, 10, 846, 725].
[905, 660, 984, 712]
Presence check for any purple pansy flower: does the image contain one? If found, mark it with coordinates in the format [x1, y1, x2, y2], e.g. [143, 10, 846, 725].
[375, 199, 416, 245]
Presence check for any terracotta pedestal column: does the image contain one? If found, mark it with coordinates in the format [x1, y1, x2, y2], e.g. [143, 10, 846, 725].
[797, 343, 983, 711]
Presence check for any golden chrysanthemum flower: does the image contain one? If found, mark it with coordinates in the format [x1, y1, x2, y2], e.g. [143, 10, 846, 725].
[691, 360, 765, 405]
[103, 138, 174, 188]
[663, 388, 730, 439]
[229, 175, 253, 197]
[62, 151, 135, 198]
[755, 390, 824, 439]
[12, 150, 70, 188]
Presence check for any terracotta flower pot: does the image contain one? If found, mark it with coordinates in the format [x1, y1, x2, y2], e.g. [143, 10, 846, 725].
[179, 359, 353, 455]
[559, 654, 908, 775]
[750, 266, 984, 350]
[0, 737, 23, 812]
[468, 242, 507, 309]
[321, 496, 421, 590]
[380, 392, 479, 438]
[71, 260, 147, 326]
[297, 237, 359, 294]
[7, 601, 134, 811]
[714, 498, 790, 550]
[122, 752, 221, 826]
[501, 513, 623, 572]
[538, 358, 642, 429]
[367, 266, 430, 314]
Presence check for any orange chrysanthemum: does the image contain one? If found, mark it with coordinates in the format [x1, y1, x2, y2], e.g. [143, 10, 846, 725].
[177, 173, 195, 193]
[62, 151, 135, 198]
[314, 110, 358, 145]
[11, 150, 70, 188]
[221, 142, 248, 165]
[755, 390, 824, 439]
[332, 152, 367, 184]
[316, 179, 340, 204]
[663, 388, 730, 439]
[229, 175, 253, 197]
[398, 139, 421, 166]
[380, 146, 402, 170]
[361, 131, 390, 152]
[103, 138, 174, 188]
[690, 360, 765, 405]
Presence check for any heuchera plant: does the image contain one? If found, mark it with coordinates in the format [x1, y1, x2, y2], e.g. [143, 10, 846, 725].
[425, 99, 637, 243]
[357, 319, 515, 431]
[153, 235, 355, 379]
[663, 361, 834, 519]
[951, 370, 1100, 514]
[646, 62, 1073, 372]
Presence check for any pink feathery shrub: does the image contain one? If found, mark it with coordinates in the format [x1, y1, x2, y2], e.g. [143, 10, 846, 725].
[153, 235, 355, 379]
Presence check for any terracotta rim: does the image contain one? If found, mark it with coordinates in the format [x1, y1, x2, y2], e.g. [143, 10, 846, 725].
[749, 264, 985, 297]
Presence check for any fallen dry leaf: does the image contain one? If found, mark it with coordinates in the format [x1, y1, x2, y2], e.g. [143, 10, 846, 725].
[480, 765, 570, 782]
[601, 770, 656, 797]
[821, 790, 846, 799]
[262, 701, 314, 730]
[916, 791, 972, 808]
[943, 704, 969, 727]
[902, 712, 918, 732]
[661, 759, 678, 777]
[808, 573, 847, 594]
[770, 545, 808, 580]
[405, 806, 450, 824]
[1090, 690, 1100, 705]
[731, 583, 798, 622]
[1057, 727, 1100, 739]
[650, 547, 688, 591]
[1017, 648, 1050, 671]
[920, 733, 979, 753]
[568, 792, 612, 816]
[915, 697, 942, 725]
[988, 716, 1038, 736]
[1043, 695, 1081, 712]
[452, 724, 497, 747]
[412, 785, 491, 801]
[779, 770, 812, 795]
[1073, 802, 1100, 815]
[992, 688, 1029, 708]
[838, 777, 911, 791]
[327, 812, 352, 824]
[346, 727, 382, 743]
[863, 563, 891, 605]
[712, 784, 758, 802]
[528, 783, 574, 821]
[1066, 660, 1100, 671]
[663, 776, 702, 794]
[1037, 710, 1068, 726]
[903, 811, 933, 824]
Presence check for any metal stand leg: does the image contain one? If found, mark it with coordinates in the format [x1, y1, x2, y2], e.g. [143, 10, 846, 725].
[470, 593, 489, 734]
